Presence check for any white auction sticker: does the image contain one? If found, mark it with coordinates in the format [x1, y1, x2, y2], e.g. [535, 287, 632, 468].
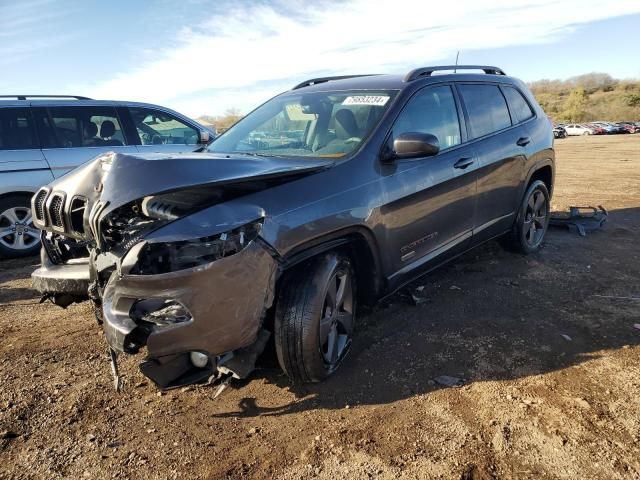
[342, 95, 390, 106]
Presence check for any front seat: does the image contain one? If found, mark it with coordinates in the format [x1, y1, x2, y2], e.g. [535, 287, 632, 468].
[83, 121, 102, 146]
[100, 121, 124, 146]
[317, 109, 362, 155]
[335, 109, 361, 140]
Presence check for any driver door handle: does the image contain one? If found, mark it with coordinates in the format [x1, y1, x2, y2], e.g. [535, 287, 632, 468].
[454, 157, 474, 169]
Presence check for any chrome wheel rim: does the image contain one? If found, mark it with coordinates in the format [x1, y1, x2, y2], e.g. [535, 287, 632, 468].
[319, 268, 354, 369]
[523, 190, 548, 247]
[0, 206, 40, 251]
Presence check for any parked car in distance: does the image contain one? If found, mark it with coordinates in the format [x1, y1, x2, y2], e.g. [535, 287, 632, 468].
[592, 122, 627, 134]
[553, 125, 566, 138]
[616, 122, 640, 133]
[0, 95, 214, 258]
[32, 65, 554, 390]
[585, 123, 607, 135]
[564, 124, 595, 136]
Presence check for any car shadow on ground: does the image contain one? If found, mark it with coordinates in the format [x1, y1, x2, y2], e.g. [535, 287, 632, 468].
[0, 256, 40, 303]
[214, 207, 640, 418]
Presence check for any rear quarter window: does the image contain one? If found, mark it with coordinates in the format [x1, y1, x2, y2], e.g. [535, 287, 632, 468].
[502, 86, 535, 123]
[458, 84, 512, 139]
[0, 108, 38, 150]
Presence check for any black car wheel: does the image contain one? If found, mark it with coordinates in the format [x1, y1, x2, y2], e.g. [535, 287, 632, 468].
[0, 194, 41, 258]
[503, 180, 550, 254]
[275, 252, 356, 383]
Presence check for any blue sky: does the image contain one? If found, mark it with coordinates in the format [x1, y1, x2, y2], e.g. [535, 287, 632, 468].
[1, 0, 639, 117]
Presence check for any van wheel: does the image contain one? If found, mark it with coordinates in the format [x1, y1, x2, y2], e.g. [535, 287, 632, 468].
[275, 252, 356, 383]
[0, 195, 41, 258]
[503, 180, 550, 254]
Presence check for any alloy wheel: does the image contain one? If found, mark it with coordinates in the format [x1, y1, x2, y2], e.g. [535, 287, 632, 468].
[523, 189, 548, 248]
[319, 268, 354, 370]
[0, 206, 40, 251]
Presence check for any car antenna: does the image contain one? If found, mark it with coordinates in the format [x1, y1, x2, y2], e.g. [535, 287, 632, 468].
[454, 51, 460, 73]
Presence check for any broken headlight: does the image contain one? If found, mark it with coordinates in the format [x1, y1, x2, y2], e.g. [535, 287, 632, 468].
[130, 299, 192, 327]
[130, 220, 263, 275]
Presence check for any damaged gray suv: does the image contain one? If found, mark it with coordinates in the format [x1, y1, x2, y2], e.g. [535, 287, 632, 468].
[32, 65, 554, 389]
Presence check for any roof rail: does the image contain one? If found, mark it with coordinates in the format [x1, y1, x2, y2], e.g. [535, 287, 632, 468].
[404, 65, 506, 82]
[0, 95, 92, 100]
[292, 74, 379, 90]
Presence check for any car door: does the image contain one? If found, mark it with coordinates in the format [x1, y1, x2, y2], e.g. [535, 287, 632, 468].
[456, 83, 528, 243]
[128, 106, 202, 154]
[378, 84, 477, 286]
[33, 105, 137, 178]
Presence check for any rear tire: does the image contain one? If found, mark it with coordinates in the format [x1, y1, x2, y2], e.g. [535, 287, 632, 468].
[502, 180, 550, 254]
[0, 194, 41, 259]
[274, 252, 356, 384]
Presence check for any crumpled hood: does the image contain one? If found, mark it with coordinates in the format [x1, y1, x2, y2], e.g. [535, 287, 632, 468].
[33, 151, 332, 239]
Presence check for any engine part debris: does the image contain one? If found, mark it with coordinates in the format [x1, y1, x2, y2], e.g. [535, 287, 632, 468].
[109, 348, 123, 392]
[549, 205, 607, 236]
[213, 374, 234, 399]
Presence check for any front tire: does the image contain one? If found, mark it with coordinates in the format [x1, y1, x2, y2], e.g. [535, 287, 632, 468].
[0, 194, 41, 259]
[503, 180, 550, 254]
[275, 252, 356, 384]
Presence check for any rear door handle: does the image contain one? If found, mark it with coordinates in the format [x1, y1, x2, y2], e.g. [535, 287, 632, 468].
[516, 136, 531, 147]
[454, 157, 474, 169]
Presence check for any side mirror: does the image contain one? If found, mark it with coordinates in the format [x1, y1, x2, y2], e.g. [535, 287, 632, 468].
[392, 132, 440, 160]
[198, 130, 211, 144]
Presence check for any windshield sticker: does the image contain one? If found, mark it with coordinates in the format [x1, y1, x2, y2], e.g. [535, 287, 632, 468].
[342, 95, 390, 106]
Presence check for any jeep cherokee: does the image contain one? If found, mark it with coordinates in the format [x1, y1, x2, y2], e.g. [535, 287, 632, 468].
[31, 65, 554, 389]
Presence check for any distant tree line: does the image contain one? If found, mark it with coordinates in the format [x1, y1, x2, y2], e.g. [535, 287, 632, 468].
[197, 107, 244, 133]
[528, 73, 640, 122]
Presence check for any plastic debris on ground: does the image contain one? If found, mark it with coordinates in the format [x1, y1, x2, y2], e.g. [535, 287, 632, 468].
[549, 205, 608, 236]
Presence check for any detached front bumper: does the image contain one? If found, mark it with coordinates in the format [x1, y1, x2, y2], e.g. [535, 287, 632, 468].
[100, 240, 278, 387]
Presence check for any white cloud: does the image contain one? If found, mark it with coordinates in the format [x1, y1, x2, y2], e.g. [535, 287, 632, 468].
[0, 0, 75, 66]
[85, 0, 640, 116]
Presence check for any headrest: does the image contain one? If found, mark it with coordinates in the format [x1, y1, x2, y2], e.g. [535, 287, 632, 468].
[335, 109, 360, 139]
[100, 120, 116, 138]
[84, 121, 98, 138]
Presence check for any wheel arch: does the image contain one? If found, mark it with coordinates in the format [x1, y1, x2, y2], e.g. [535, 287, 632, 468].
[524, 160, 554, 200]
[0, 190, 37, 202]
[278, 226, 385, 308]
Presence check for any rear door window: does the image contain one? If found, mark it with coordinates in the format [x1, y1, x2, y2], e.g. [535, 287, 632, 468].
[392, 85, 461, 149]
[0, 108, 38, 150]
[129, 107, 199, 145]
[458, 84, 512, 139]
[502, 86, 535, 123]
[46, 107, 126, 148]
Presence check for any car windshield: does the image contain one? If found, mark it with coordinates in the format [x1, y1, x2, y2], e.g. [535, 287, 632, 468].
[207, 90, 397, 158]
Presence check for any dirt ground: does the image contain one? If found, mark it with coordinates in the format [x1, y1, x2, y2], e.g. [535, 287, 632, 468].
[1, 135, 639, 479]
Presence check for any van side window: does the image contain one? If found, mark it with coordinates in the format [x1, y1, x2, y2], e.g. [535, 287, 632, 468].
[458, 84, 511, 138]
[392, 85, 461, 149]
[502, 86, 535, 123]
[46, 107, 126, 148]
[0, 108, 37, 150]
[129, 107, 199, 145]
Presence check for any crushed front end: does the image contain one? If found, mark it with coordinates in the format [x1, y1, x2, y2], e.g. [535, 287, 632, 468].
[92, 210, 277, 388]
[29, 151, 332, 390]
